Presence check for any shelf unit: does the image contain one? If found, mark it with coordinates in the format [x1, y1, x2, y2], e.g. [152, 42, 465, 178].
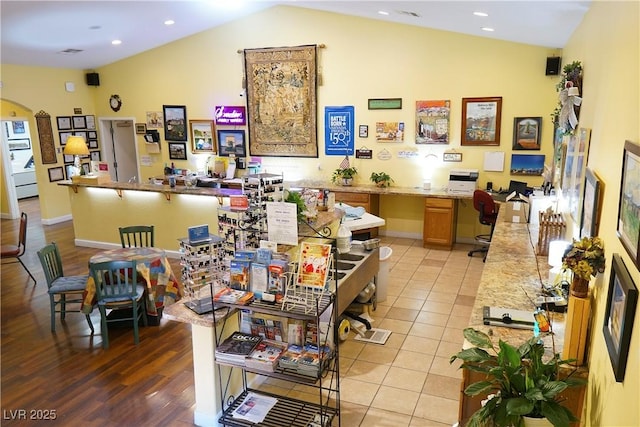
[179, 234, 224, 314]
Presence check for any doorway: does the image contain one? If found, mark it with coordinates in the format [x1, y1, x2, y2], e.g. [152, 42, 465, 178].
[1, 119, 38, 219]
[98, 118, 139, 183]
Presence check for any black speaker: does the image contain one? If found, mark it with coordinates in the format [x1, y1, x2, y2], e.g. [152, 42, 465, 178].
[545, 57, 561, 76]
[85, 72, 100, 86]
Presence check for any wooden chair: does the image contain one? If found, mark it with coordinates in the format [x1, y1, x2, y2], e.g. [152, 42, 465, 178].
[1, 212, 37, 283]
[90, 260, 147, 349]
[118, 225, 154, 248]
[37, 242, 94, 333]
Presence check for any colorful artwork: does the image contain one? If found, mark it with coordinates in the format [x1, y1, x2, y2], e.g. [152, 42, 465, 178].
[297, 242, 331, 289]
[415, 100, 450, 144]
[375, 122, 404, 142]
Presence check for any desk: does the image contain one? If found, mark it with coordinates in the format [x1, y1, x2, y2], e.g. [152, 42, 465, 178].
[83, 247, 182, 316]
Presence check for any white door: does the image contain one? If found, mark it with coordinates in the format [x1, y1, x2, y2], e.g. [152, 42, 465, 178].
[1, 119, 36, 219]
[98, 118, 139, 182]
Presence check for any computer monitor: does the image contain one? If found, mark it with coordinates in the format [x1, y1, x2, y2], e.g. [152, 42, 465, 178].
[508, 180, 528, 195]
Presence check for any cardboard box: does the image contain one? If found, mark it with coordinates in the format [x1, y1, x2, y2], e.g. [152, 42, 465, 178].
[504, 192, 530, 223]
[77, 174, 111, 185]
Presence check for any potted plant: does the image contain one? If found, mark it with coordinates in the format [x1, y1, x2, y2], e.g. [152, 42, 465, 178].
[450, 328, 586, 427]
[369, 171, 394, 188]
[331, 166, 358, 186]
[561, 236, 606, 298]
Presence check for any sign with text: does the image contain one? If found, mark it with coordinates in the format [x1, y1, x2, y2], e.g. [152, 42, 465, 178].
[324, 106, 354, 156]
[214, 106, 246, 125]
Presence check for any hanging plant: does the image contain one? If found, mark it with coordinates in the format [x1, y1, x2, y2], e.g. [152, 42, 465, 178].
[552, 61, 583, 136]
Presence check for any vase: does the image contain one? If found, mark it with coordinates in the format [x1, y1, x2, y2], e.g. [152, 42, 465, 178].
[571, 276, 590, 298]
[523, 416, 553, 427]
[341, 178, 353, 186]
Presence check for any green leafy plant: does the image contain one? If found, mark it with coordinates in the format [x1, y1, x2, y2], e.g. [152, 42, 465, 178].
[331, 166, 358, 184]
[562, 236, 606, 281]
[369, 171, 394, 188]
[284, 190, 306, 221]
[450, 328, 586, 427]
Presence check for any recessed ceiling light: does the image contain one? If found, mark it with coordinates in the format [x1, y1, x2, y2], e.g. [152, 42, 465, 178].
[378, 10, 389, 16]
[89, 25, 101, 30]
[481, 27, 495, 32]
[112, 40, 122, 45]
[473, 12, 489, 17]
[164, 20, 175, 26]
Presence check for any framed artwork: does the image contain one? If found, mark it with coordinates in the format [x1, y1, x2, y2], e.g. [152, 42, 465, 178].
[375, 122, 404, 142]
[580, 168, 603, 238]
[63, 154, 74, 164]
[168, 142, 187, 160]
[135, 123, 147, 134]
[73, 131, 88, 141]
[12, 121, 25, 134]
[88, 131, 97, 139]
[56, 116, 72, 131]
[81, 162, 90, 175]
[8, 138, 31, 151]
[146, 111, 163, 129]
[85, 115, 96, 129]
[72, 115, 86, 129]
[163, 105, 187, 141]
[510, 154, 545, 175]
[563, 128, 593, 225]
[90, 151, 101, 161]
[359, 125, 368, 138]
[443, 152, 463, 162]
[617, 140, 640, 268]
[59, 131, 72, 146]
[513, 117, 542, 150]
[189, 120, 216, 153]
[35, 111, 57, 164]
[368, 98, 402, 110]
[461, 97, 502, 146]
[603, 253, 638, 382]
[244, 45, 318, 157]
[217, 130, 246, 157]
[88, 139, 98, 149]
[416, 100, 450, 144]
[48, 166, 64, 182]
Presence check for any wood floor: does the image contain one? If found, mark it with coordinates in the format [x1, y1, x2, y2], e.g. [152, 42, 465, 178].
[1, 198, 196, 426]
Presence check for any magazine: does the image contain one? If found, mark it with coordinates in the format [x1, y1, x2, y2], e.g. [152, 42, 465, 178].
[215, 332, 262, 365]
[231, 392, 278, 424]
[213, 287, 254, 305]
[245, 340, 288, 372]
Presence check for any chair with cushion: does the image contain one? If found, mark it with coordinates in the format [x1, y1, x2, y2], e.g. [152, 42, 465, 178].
[118, 225, 154, 248]
[90, 260, 147, 349]
[37, 242, 94, 333]
[468, 190, 499, 262]
[1, 212, 37, 283]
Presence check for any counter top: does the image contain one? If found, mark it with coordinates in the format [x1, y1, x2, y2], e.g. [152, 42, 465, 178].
[58, 179, 242, 197]
[287, 181, 473, 199]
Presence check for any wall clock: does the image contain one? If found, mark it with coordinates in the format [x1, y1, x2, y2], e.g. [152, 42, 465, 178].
[109, 94, 122, 112]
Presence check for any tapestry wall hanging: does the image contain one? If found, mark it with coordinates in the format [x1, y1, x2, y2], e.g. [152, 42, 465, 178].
[244, 45, 318, 157]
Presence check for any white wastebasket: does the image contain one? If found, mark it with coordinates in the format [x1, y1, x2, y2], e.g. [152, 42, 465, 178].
[377, 246, 393, 302]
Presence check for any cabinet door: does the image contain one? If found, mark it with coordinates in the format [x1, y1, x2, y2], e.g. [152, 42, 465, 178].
[423, 198, 456, 249]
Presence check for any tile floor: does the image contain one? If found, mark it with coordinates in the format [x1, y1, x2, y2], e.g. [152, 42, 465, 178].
[254, 236, 485, 426]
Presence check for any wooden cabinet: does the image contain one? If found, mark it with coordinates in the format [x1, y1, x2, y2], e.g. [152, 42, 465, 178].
[334, 192, 380, 237]
[423, 197, 457, 249]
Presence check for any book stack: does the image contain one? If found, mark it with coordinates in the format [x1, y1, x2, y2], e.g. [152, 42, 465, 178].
[213, 287, 254, 305]
[245, 340, 288, 372]
[278, 344, 304, 371]
[215, 332, 262, 365]
[296, 343, 333, 377]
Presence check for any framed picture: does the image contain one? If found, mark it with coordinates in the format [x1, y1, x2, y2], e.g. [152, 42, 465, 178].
[73, 131, 88, 141]
[8, 138, 31, 151]
[510, 154, 545, 175]
[81, 162, 90, 175]
[134, 123, 146, 134]
[56, 116, 72, 131]
[59, 131, 73, 146]
[48, 166, 64, 182]
[146, 111, 163, 129]
[168, 142, 187, 160]
[63, 154, 74, 164]
[375, 122, 404, 142]
[461, 97, 502, 146]
[580, 168, 603, 238]
[359, 125, 368, 138]
[189, 120, 216, 153]
[443, 152, 463, 162]
[88, 131, 97, 139]
[85, 115, 96, 130]
[603, 253, 638, 382]
[90, 151, 101, 161]
[513, 117, 542, 150]
[416, 100, 451, 144]
[617, 140, 640, 268]
[368, 98, 402, 110]
[88, 139, 98, 149]
[163, 105, 187, 141]
[35, 111, 57, 164]
[12, 121, 25, 134]
[72, 115, 86, 129]
[217, 130, 246, 157]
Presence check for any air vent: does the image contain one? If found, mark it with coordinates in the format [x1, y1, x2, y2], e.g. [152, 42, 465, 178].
[397, 10, 421, 18]
[58, 49, 83, 55]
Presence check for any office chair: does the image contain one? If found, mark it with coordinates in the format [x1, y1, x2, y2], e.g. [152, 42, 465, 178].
[1, 212, 37, 283]
[90, 260, 148, 349]
[468, 190, 499, 262]
[118, 225, 154, 248]
[37, 242, 94, 333]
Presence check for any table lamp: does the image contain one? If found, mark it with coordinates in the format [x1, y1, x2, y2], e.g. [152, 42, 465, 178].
[63, 135, 89, 177]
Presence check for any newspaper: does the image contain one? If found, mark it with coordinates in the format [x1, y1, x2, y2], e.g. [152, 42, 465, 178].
[231, 392, 278, 424]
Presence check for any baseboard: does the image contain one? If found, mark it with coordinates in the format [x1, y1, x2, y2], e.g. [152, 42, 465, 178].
[41, 214, 73, 225]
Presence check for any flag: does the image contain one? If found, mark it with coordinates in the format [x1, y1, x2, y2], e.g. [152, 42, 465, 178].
[339, 155, 350, 170]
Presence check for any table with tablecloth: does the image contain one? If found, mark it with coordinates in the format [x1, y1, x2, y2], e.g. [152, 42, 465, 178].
[82, 247, 182, 317]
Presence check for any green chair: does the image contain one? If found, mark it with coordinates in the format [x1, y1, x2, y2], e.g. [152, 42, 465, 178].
[118, 225, 154, 248]
[90, 260, 148, 349]
[37, 242, 94, 333]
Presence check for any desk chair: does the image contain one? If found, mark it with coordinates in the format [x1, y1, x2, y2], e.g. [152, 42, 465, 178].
[90, 260, 147, 349]
[37, 242, 94, 333]
[468, 190, 499, 262]
[1, 212, 37, 283]
[119, 225, 154, 248]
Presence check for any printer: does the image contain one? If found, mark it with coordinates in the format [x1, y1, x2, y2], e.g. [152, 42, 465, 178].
[448, 169, 479, 196]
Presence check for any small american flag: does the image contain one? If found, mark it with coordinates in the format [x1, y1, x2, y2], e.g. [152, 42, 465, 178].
[339, 155, 350, 170]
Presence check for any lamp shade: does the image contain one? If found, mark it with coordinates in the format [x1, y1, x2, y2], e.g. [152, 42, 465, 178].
[548, 240, 570, 267]
[63, 136, 89, 156]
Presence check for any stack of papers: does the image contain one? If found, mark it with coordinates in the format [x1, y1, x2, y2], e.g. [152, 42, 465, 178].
[231, 392, 278, 424]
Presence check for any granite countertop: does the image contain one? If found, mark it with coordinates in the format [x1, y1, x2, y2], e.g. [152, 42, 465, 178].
[287, 180, 471, 198]
[57, 180, 242, 197]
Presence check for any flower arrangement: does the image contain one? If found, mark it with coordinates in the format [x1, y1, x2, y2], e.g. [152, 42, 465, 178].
[561, 236, 606, 281]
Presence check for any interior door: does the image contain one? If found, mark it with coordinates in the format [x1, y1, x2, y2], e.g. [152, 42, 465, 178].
[98, 118, 139, 182]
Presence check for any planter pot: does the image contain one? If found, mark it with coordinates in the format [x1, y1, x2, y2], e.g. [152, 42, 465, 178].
[571, 276, 590, 298]
[523, 416, 553, 427]
[341, 178, 353, 186]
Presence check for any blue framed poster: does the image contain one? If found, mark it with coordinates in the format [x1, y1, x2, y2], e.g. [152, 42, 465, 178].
[324, 106, 354, 156]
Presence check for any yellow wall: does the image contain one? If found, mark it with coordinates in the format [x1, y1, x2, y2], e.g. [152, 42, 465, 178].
[561, 2, 639, 426]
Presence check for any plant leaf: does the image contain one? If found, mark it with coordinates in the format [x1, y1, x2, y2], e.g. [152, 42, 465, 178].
[506, 397, 534, 416]
[464, 380, 495, 396]
[540, 400, 573, 427]
[463, 328, 494, 349]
